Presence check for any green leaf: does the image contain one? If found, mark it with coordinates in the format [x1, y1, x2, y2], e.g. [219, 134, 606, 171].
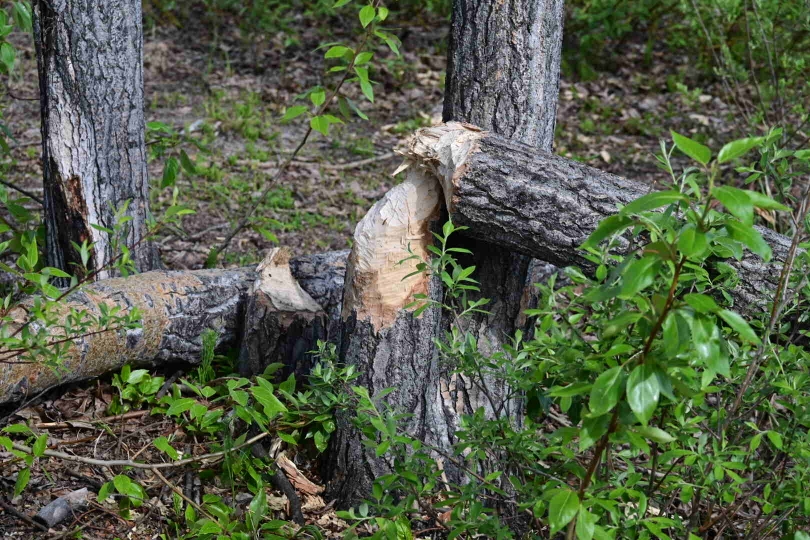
[0, 42, 15, 72]
[766, 430, 783, 449]
[713, 185, 754, 224]
[14, 467, 30, 497]
[324, 45, 350, 59]
[32, 434, 47, 457]
[677, 225, 708, 259]
[549, 490, 580, 534]
[671, 130, 711, 165]
[620, 190, 687, 216]
[581, 214, 633, 249]
[359, 5, 376, 27]
[589, 366, 624, 417]
[179, 150, 197, 175]
[725, 220, 772, 261]
[252, 379, 288, 417]
[13, 2, 33, 32]
[281, 105, 308, 122]
[635, 425, 676, 443]
[745, 190, 790, 212]
[333, 0, 352, 7]
[683, 293, 719, 313]
[627, 364, 660, 425]
[153, 436, 180, 460]
[619, 255, 662, 299]
[717, 137, 763, 164]
[166, 397, 196, 416]
[161, 157, 179, 189]
[310, 115, 330, 136]
[576, 507, 597, 540]
[718, 309, 761, 345]
[97, 481, 114, 502]
[310, 88, 326, 107]
[126, 369, 149, 384]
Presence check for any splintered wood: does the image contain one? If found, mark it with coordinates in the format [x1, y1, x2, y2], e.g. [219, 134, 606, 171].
[341, 167, 442, 330]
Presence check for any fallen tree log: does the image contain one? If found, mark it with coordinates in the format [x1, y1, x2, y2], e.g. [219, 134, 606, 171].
[406, 122, 791, 316]
[0, 252, 348, 406]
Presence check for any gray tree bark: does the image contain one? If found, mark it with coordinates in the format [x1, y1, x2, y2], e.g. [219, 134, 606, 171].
[442, 0, 565, 351]
[33, 0, 158, 279]
[0, 251, 348, 406]
[409, 123, 790, 318]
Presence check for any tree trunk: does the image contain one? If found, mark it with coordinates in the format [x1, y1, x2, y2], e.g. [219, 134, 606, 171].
[0, 251, 348, 406]
[408, 123, 790, 317]
[325, 169, 454, 504]
[33, 0, 157, 279]
[326, 0, 566, 504]
[442, 0, 565, 353]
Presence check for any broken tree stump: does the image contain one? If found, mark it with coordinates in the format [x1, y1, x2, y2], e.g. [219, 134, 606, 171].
[325, 167, 457, 504]
[237, 248, 327, 378]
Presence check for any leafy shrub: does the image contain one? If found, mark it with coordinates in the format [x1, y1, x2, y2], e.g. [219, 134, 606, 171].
[337, 131, 810, 539]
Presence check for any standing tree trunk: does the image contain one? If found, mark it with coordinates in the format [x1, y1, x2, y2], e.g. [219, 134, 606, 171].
[326, 0, 565, 506]
[442, 0, 565, 357]
[33, 0, 158, 279]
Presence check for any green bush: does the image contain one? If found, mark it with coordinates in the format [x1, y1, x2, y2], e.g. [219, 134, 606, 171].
[338, 130, 810, 539]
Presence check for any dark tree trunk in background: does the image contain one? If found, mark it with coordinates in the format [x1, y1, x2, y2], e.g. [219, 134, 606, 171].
[441, 0, 565, 408]
[33, 0, 158, 279]
[325, 0, 566, 506]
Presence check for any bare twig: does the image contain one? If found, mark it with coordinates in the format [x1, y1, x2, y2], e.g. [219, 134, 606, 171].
[0, 178, 43, 205]
[11, 431, 272, 469]
[0, 495, 49, 532]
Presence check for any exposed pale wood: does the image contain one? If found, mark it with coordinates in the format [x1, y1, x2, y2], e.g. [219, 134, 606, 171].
[277, 454, 324, 496]
[326, 168, 457, 504]
[341, 168, 442, 330]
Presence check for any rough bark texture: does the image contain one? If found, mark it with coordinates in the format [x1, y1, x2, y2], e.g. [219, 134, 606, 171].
[410, 123, 791, 317]
[238, 248, 327, 379]
[443, 0, 564, 148]
[33, 0, 158, 278]
[441, 0, 565, 405]
[326, 169, 463, 504]
[0, 251, 349, 405]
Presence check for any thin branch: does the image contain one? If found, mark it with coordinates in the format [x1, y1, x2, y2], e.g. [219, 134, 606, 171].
[11, 431, 272, 469]
[0, 178, 43, 205]
[210, 14, 379, 259]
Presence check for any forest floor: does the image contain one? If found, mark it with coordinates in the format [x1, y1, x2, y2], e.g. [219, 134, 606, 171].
[0, 8, 765, 539]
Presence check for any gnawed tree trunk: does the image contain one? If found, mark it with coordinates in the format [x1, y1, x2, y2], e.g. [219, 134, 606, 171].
[238, 248, 326, 379]
[0, 252, 348, 406]
[325, 169, 455, 503]
[33, 0, 157, 278]
[326, 0, 566, 504]
[407, 123, 790, 316]
[442, 0, 565, 357]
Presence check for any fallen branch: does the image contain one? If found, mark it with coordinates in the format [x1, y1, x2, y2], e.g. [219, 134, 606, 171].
[0, 251, 348, 406]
